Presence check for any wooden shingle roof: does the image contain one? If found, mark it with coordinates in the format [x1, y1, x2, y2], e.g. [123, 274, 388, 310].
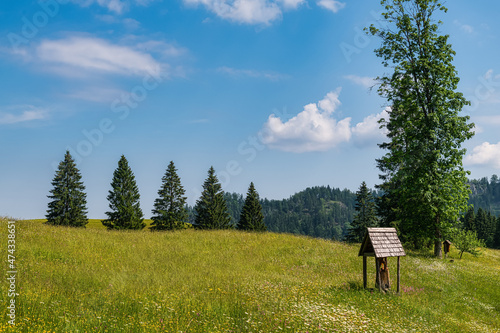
[358, 227, 406, 258]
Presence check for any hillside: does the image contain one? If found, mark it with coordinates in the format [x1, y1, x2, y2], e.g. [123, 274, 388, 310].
[210, 178, 500, 242]
[1, 218, 499, 332]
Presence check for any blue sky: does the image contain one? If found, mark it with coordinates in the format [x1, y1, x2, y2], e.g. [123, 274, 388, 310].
[1, 0, 500, 219]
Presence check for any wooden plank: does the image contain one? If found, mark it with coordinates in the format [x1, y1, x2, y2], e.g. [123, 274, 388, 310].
[376, 258, 381, 292]
[363, 255, 367, 289]
[397, 256, 401, 295]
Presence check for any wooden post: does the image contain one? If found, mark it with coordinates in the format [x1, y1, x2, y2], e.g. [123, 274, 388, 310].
[397, 256, 401, 295]
[376, 258, 381, 292]
[363, 255, 367, 289]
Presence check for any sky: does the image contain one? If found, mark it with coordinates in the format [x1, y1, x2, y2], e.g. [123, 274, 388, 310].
[1, 0, 500, 219]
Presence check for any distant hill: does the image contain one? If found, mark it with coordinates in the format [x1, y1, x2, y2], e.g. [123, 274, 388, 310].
[187, 176, 500, 241]
[468, 176, 500, 216]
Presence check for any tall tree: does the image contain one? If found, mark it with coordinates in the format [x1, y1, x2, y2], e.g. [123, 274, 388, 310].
[475, 208, 496, 247]
[46, 151, 88, 227]
[102, 155, 144, 230]
[237, 182, 266, 232]
[346, 181, 378, 242]
[194, 166, 232, 230]
[151, 161, 188, 231]
[369, 0, 474, 256]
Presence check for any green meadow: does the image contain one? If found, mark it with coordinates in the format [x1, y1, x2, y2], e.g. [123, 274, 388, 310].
[1, 217, 499, 332]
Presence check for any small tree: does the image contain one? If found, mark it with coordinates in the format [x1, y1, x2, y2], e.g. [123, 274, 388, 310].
[450, 228, 485, 259]
[46, 151, 88, 227]
[194, 166, 232, 230]
[237, 182, 266, 232]
[102, 155, 145, 230]
[346, 181, 378, 242]
[151, 161, 188, 231]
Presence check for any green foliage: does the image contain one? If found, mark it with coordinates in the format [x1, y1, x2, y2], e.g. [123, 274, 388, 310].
[369, 0, 474, 254]
[46, 151, 88, 227]
[217, 186, 357, 240]
[102, 155, 145, 230]
[450, 228, 485, 259]
[194, 166, 232, 229]
[494, 217, 500, 249]
[475, 208, 497, 248]
[150, 161, 188, 231]
[237, 182, 266, 232]
[462, 206, 475, 231]
[346, 181, 378, 242]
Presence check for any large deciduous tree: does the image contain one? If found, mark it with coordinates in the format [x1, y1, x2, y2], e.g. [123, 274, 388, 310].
[194, 166, 232, 230]
[102, 155, 145, 230]
[46, 151, 88, 227]
[237, 182, 266, 232]
[369, 0, 474, 257]
[346, 181, 378, 242]
[151, 161, 188, 231]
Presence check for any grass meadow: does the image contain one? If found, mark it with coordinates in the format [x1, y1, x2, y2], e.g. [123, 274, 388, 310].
[1, 217, 499, 332]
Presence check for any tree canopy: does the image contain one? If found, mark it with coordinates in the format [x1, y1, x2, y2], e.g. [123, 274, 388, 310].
[46, 151, 88, 227]
[346, 182, 378, 242]
[369, 0, 474, 256]
[151, 161, 188, 231]
[102, 155, 145, 230]
[237, 182, 266, 232]
[194, 166, 232, 230]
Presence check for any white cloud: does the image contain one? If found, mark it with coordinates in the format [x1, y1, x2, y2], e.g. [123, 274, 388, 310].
[36, 37, 163, 77]
[73, 0, 127, 14]
[344, 75, 376, 89]
[465, 142, 500, 168]
[317, 0, 345, 13]
[277, 0, 305, 9]
[217, 66, 287, 80]
[0, 105, 48, 125]
[260, 88, 352, 152]
[73, 0, 157, 14]
[454, 20, 474, 34]
[184, 0, 282, 25]
[65, 87, 127, 103]
[352, 108, 389, 146]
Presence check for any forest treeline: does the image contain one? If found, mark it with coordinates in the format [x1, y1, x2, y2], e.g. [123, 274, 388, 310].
[187, 176, 500, 248]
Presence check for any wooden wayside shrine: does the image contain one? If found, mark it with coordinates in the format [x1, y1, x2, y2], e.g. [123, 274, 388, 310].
[358, 228, 406, 293]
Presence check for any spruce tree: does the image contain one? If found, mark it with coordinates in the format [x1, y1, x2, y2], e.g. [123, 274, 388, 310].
[151, 161, 188, 231]
[237, 182, 266, 231]
[494, 217, 500, 249]
[46, 151, 88, 227]
[194, 166, 232, 229]
[346, 181, 378, 242]
[102, 155, 144, 230]
[463, 206, 476, 232]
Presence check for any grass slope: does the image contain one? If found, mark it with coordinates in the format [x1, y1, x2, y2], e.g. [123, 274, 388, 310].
[1, 218, 499, 332]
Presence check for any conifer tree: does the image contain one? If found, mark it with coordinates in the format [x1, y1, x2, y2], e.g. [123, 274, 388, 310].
[346, 181, 378, 242]
[46, 151, 88, 227]
[102, 155, 144, 230]
[151, 161, 188, 231]
[463, 206, 476, 232]
[237, 182, 266, 231]
[194, 166, 232, 229]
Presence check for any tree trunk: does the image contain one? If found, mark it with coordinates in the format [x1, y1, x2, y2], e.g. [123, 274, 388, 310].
[434, 239, 442, 258]
[434, 222, 442, 258]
